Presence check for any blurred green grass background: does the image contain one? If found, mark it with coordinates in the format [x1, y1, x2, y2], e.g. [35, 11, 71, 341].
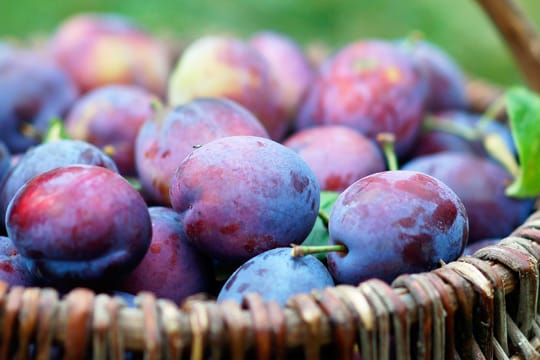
[1, 0, 540, 87]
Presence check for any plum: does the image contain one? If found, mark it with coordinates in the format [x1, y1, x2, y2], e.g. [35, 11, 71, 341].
[50, 13, 171, 98]
[217, 247, 334, 306]
[399, 39, 468, 111]
[0, 139, 118, 231]
[462, 238, 500, 256]
[296, 40, 428, 158]
[118, 207, 215, 305]
[135, 97, 269, 205]
[0, 236, 35, 287]
[402, 152, 534, 243]
[248, 30, 316, 122]
[0, 46, 78, 153]
[167, 35, 287, 140]
[169, 135, 320, 262]
[65, 85, 158, 176]
[5, 165, 151, 288]
[327, 170, 468, 284]
[283, 125, 386, 191]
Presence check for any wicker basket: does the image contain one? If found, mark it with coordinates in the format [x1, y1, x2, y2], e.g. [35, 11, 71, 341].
[3, 0, 540, 359]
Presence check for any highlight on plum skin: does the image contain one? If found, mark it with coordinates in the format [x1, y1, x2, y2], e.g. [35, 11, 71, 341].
[5, 165, 152, 289]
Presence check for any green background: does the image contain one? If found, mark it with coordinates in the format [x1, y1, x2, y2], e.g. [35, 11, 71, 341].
[1, 0, 540, 87]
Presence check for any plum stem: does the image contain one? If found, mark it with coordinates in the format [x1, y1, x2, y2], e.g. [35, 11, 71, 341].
[318, 209, 330, 228]
[376, 132, 399, 171]
[43, 117, 70, 143]
[483, 133, 520, 178]
[422, 115, 480, 141]
[150, 98, 164, 112]
[290, 243, 347, 257]
[477, 94, 507, 131]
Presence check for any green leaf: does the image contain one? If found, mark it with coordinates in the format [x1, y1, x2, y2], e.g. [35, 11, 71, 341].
[301, 191, 340, 260]
[44, 117, 70, 143]
[505, 87, 540, 198]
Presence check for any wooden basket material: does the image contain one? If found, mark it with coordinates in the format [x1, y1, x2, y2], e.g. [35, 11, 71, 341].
[3, 0, 540, 359]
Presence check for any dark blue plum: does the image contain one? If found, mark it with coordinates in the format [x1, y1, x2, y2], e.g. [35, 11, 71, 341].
[5, 165, 151, 288]
[0, 46, 78, 153]
[327, 170, 468, 284]
[0, 139, 118, 231]
[169, 135, 320, 263]
[118, 207, 215, 305]
[402, 152, 534, 243]
[217, 247, 334, 306]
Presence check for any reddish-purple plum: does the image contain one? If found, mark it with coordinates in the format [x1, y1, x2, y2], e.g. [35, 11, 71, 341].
[119, 207, 215, 304]
[327, 170, 468, 284]
[6, 165, 151, 287]
[248, 30, 316, 122]
[296, 40, 428, 157]
[400, 39, 468, 111]
[217, 247, 334, 306]
[135, 97, 269, 205]
[0, 46, 78, 153]
[169, 135, 320, 262]
[0, 139, 118, 230]
[167, 35, 287, 140]
[283, 125, 386, 191]
[50, 13, 171, 97]
[65, 85, 158, 176]
[402, 152, 533, 243]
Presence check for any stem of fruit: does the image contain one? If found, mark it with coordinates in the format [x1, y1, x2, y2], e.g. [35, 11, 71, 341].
[318, 209, 330, 228]
[290, 243, 347, 257]
[376, 132, 399, 171]
[477, 94, 507, 131]
[483, 133, 520, 178]
[422, 115, 480, 141]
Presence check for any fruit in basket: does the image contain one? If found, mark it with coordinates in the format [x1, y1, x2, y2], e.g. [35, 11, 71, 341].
[398, 37, 468, 111]
[167, 35, 287, 140]
[169, 135, 320, 262]
[402, 151, 533, 243]
[50, 13, 171, 98]
[248, 30, 316, 122]
[326, 170, 468, 284]
[5, 165, 151, 288]
[119, 207, 215, 304]
[65, 84, 158, 176]
[0, 236, 36, 286]
[0, 46, 78, 153]
[0, 139, 118, 231]
[217, 247, 334, 306]
[283, 125, 386, 191]
[296, 39, 428, 157]
[135, 98, 269, 205]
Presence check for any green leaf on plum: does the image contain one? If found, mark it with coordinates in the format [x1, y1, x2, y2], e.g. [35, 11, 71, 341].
[505, 87, 540, 198]
[301, 191, 339, 260]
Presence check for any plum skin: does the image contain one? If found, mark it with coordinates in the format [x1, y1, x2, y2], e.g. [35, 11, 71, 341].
[5, 165, 151, 286]
[65, 84, 157, 176]
[170, 135, 320, 263]
[218, 247, 334, 306]
[327, 170, 468, 284]
[119, 207, 215, 304]
[135, 97, 269, 206]
[283, 125, 386, 191]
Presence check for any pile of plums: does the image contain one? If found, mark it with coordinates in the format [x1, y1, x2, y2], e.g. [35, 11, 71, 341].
[0, 12, 532, 307]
